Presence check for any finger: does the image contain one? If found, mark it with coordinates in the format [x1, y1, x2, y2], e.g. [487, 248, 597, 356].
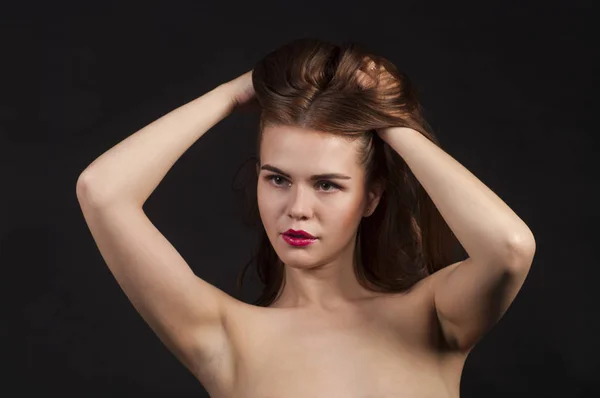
[356, 69, 377, 89]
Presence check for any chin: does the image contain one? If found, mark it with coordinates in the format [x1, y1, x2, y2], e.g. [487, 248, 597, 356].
[284, 252, 316, 261]
[275, 247, 320, 269]
[281, 259, 321, 270]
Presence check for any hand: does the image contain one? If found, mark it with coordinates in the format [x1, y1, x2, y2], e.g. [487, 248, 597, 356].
[223, 70, 258, 113]
[355, 58, 408, 129]
[355, 58, 399, 93]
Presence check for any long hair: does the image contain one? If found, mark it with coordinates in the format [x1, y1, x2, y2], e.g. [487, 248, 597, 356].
[232, 38, 462, 306]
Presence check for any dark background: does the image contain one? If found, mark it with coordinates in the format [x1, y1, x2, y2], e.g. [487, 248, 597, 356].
[2, 0, 597, 396]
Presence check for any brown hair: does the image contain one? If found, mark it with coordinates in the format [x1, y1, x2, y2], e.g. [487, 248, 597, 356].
[232, 38, 462, 306]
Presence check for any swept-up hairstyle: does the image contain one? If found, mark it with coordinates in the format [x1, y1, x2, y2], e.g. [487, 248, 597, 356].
[232, 38, 462, 306]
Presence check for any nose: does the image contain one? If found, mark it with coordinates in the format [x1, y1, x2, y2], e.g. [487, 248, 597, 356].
[287, 185, 313, 220]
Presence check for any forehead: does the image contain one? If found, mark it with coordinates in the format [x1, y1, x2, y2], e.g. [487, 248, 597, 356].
[260, 125, 361, 174]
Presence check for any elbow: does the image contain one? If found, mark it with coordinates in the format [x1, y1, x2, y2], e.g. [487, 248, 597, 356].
[76, 171, 112, 209]
[504, 230, 536, 269]
[76, 172, 92, 201]
[76, 171, 140, 209]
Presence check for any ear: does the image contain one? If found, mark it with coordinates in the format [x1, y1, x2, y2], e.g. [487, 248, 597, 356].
[365, 180, 385, 216]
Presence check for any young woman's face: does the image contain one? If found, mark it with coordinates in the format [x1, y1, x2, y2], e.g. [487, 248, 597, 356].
[257, 125, 373, 270]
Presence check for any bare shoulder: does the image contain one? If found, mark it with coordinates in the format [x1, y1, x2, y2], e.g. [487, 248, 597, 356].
[192, 293, 283, 395]
[369, 265, 470, 391]
[192, 272, 469, 397]
[189, 292, 250, 393]
[402, 261, 465, 304]
[375, 262, 466, 351]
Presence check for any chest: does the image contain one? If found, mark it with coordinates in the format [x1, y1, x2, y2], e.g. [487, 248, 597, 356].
[207, 293, 459, 398]
[236, 318, 445, 397]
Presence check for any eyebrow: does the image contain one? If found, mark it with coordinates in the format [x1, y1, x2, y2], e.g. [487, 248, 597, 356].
[260, 164, 352, 180]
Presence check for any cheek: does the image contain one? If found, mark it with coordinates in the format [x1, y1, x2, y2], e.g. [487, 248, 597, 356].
[325, 200, 363, 235]
[257, 184, 270, 207]
[257, 185, 278, 227]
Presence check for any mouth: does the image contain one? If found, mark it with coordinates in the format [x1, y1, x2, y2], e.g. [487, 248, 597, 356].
[284, 233, 315, 239]
[282, 229, 317, 239]
[281, 233, 318, 247]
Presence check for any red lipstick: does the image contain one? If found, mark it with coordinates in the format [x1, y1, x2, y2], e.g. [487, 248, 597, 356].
[282, 229, 318, 247]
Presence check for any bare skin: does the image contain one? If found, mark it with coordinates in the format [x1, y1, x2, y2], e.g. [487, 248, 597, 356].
[196, 267, 468, 398]
[76, 62, 534, 397]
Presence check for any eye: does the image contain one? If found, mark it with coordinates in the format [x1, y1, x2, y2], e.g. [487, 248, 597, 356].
[317, 181, 339, 192]
[265, 175, 341, 192]
[266, 175, 288, 187]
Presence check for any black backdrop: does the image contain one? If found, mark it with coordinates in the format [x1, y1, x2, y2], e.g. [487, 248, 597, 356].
[2, 0, 597, 396]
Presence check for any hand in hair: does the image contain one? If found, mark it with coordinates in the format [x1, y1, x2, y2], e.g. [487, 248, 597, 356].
[356, 58, 405, 120]
[356, 58, 398, 90]
[223, 70, 259, 113]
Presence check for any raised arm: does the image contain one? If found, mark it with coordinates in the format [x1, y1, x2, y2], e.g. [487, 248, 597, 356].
[378, 126, 536, 353]
[76, 71, 254, 378]
[77, 72, 252, 208]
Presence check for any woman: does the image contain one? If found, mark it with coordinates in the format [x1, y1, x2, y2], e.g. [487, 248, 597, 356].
[76, 38, 536, 397]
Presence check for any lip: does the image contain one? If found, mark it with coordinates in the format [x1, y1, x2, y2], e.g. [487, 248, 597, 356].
[281, 234, 318, 247]
[283, 229, 316, 239]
